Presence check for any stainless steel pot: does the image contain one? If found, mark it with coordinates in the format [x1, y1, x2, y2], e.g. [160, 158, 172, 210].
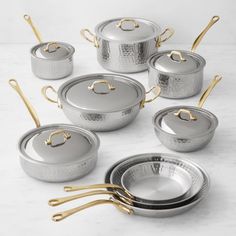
[41, 73, 161, 131]
[148, 16, 219, 98]
[48, 153, 209, 221]
[9, 79, 99, 182]
[24, 15, 75, 80]
[153, 75, 221, 152]
[81, 18, 174, 73]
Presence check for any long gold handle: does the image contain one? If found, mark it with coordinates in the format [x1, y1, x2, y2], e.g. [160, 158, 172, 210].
[9, 79, 41, 128]
[64, 184, 133, 198]
[198, 75, 222, 108]
[23, 14, 43, 43]
[41, 86, 62, 108]
[45, 129, 71, 147]
[80, 29, 99, 48]
[191, 16, 220, 52]
[52, 199, 132, 222]
[156, 28, 174, 47]
[140, 85, 161, 108]
[49, 190, 132, 207]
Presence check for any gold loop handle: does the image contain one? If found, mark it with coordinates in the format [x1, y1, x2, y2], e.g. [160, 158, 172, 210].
[167, 51, 186, 62]
[23, 14, 43, 43]
[52, 199, 132, 222]
[191, 16, 220, 52]
[44, 42, 60, 53]
[9, 79, 41, 128]
[88, 80, 115, 94]
[140, 85, 161, 108]
[64, 184, 133, 199]
[49, 190, 132, 207]
[80, 29, 99, 48]
[174, 109, 197, 121]
[45, 129, 71, 147]
[156, 28, 174, 48]
[198, 75, 222, 108]
[116, 18, 139, 31]
[41, 86, 62, 108]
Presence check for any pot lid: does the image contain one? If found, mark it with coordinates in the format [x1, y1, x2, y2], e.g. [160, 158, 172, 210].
[96, 18, 160, 42]
[151, 50, 202, 74]
[20, 124, 99, 164]
[153, 106, 218, 137]
[60, 74, 145, 112]
[32, 42, 74, 60]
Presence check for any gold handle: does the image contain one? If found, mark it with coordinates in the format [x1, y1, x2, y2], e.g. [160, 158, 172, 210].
[191, 16, 220, 52]
[49, 190, 132, 207]
[45, 129, 71, 147]
[64, 184, 133, 198]
[167, 51, 186, 62]
[140, 85, 161, 108]
[174, 108, 197, 121]
[9, 79, 41, 128]
[156, 28, 174, 47]
[52, 199, 132, 222]
[44, 42, 60, 53]
[41, 86, 62, 108]
[23, 14, 43, 43]
[88, 80, 115, 94]
[198, 75, 222, 108]
[80, 29, 99, 48]
[116, 18, 139, 31]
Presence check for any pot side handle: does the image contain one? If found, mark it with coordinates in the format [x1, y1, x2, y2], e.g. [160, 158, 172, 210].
[41, 86, 62, 108]
[156, 28, 174, 48]
[80, 29, 99, 48]
[141, 85, 161, 108]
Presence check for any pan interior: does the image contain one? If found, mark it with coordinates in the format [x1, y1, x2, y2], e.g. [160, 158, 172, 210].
[121, 162, 192, 202]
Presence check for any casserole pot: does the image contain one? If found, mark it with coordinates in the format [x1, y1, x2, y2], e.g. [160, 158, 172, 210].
[24, 15, 75, 80]
[48, 153, 209, 220]
[148, 15, 219, 98]
[9, 79, 99, 182]
[81, 17, 174, 73]
[42, 73, 161, 131]
[153, 75, 221, 152]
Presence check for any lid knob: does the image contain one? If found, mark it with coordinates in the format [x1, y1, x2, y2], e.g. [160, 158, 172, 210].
[45, 129, 71, 147]
[44, 42, 61, 53]
[167, 51, 186, 62]
[174, 109, 197, 121]
[88, 80, 116, 94]
[116, 18, 139, 31]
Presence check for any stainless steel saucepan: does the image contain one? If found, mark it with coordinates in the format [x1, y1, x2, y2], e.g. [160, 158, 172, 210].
[41, 73, 161, 131]
[148, 16, 220, 98]
[9, 79, 99, 182]
[48, 153, 209, 220]
[81, 17, 174, 73]
[153, 75, 222, 152]
[24, 15, 75, 80]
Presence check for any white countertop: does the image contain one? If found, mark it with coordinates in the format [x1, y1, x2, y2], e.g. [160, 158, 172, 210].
[1, 44, 236, 235]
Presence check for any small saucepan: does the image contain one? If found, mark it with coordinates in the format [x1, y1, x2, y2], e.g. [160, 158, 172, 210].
[148, 16, 220, 98]
[9, 79, 99, 182]
[152, 75, 222, 152]
[24, 15, 75, 80]
[41, 73, 161, 131]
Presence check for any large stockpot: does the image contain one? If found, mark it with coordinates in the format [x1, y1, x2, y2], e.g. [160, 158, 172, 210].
[148, 16, 219, 98]
[153, 75, 222, 152]
[24, 15, 75, 80]
[42, 73, 161, 131]
[9, 79, 99, 182]
[81, 18, 174, 73]
[49, 153, 209, 221]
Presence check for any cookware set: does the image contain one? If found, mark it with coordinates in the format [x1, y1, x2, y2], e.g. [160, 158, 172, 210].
[9, 15, 222, 220]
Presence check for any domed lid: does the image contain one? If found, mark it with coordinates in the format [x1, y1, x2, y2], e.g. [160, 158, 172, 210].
[96, 18, 161, 42]
[32, 42, 74, 60]
[150, 50, 205, 74]
[59, 74, 145, 112]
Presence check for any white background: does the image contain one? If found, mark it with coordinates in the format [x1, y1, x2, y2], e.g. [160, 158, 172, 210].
[0, 0, 235, 44]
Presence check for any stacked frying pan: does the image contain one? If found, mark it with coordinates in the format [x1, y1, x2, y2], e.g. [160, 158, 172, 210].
[49, 153, 210, 221]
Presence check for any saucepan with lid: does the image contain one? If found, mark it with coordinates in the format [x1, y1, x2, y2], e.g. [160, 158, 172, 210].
[48, 153, 209, 221]
[81, 17, 174, 73]
[24, 15, 75, 80]
[148, 16, 220, 98]
[41, 73, 161, 131]
[9, 79, 99, 182]
[153, 75, 222, 152]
